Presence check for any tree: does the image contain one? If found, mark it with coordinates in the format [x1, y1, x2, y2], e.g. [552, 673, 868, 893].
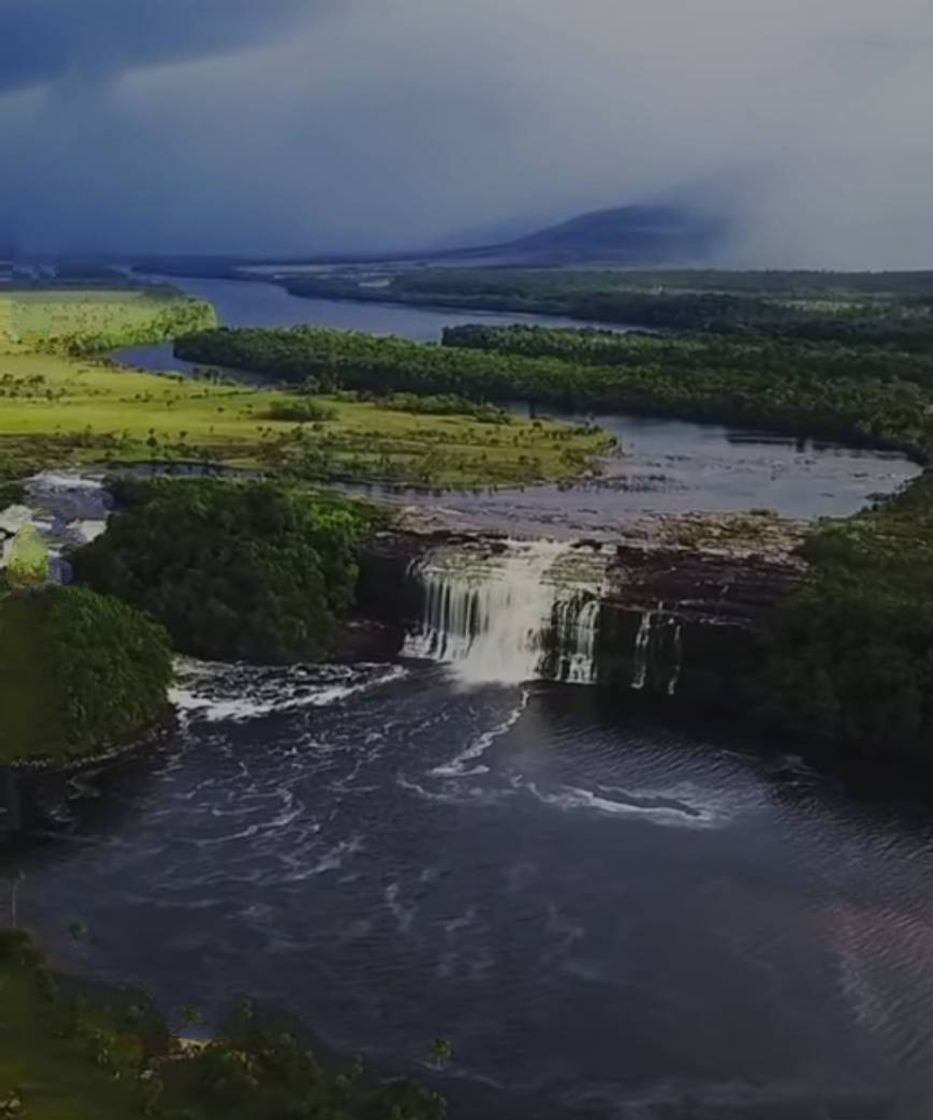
[7, 525, 49, 589]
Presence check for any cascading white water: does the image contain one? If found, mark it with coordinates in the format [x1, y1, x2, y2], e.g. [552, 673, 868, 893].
[405, 541, 606, 687]
[630, 608, 658, 690]
[666, 620, 684, 696]
[554, 594, 601, 685]
[630, 605, 685, 695]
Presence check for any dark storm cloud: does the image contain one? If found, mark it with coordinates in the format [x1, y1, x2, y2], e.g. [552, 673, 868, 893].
[2, 0, 933, 265]
[0, 0, 315, 92]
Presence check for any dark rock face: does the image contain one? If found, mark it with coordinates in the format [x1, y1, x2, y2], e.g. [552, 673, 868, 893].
[596, 539, 804, 704]
[0, 767, 75, 842]
[605, 541, 804, 622]
[356, 520, 805, 709]
[355, 530, 425, 628]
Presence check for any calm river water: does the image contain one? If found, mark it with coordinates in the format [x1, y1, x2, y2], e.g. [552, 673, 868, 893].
[9, 274, 931, 1119]
[115, 274, 918, 524]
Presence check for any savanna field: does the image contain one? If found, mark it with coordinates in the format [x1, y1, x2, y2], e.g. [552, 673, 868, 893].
[0, 289, 610, 489]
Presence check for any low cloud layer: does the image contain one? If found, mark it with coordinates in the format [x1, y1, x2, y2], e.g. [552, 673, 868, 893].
[2, 0, 932, 265]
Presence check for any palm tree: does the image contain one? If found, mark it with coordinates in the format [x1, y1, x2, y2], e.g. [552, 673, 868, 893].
[427, 1037, 453, 1069]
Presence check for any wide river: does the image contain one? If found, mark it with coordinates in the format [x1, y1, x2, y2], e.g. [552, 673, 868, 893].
[115, 274, 918, 525]
[8, 275, 931, 1119]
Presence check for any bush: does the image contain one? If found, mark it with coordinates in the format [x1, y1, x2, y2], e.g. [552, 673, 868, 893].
[260, 400, 337, 423]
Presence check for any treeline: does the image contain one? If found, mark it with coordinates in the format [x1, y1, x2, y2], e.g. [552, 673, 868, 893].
[757, 473, 933, 758]
[72, 478, 383, 663]
[443, 323, 933, 389]
[284, 270, 933, 346]
[175, 326, 933, 460]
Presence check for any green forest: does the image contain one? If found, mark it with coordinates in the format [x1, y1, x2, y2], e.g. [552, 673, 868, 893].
[175, 325, 933, 460]
[71, 478, 384, 663]
[0, 585, 173, 764]
[284, 268, 933, 346]
[755, 474, 933, 758]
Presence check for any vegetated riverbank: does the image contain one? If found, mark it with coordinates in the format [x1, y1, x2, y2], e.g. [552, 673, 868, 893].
[175, 324, 933, 460]
[4, 286, 217, 354]
[71, 477, 395, 663]
[0, 290, 610, 493]
[0, 584, 172, 767]
[283, 267, 933, 344]
[172, 286, 933, 763]
[0, 930, 446, 1120]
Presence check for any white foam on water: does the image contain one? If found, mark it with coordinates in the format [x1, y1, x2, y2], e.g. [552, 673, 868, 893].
[385, 881, 418, 934]
[525, 781, 716, 830]
[430, 688, 530, 777]
[171, 659, 408, 723]
[28, 471, 103, 492]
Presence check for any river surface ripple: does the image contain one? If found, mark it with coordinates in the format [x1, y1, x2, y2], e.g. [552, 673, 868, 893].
[7, 662, 933, 1119]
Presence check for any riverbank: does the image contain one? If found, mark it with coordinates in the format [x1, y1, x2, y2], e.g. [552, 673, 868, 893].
[0, 290, 612, 492]
[0, 929, 446, 1120]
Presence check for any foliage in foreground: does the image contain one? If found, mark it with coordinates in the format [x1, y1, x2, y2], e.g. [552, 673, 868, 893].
[71, 478, 382, 663]
[0, 585, 172, 764]
[0, 930, 446, 1120]
[756, 473, 933, 756]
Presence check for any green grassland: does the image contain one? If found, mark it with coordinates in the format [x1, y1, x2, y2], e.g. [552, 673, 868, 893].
[2, 287, 216, 352]
[0, 291, 611, 489]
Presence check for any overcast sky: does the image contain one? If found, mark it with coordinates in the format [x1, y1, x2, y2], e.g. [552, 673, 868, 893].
[1, 0, 932, 265]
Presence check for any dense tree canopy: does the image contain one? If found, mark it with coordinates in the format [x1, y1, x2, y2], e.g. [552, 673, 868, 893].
[756, 474, 933, 757]
[176, 325, 933, 460]
[0, 585, 172, 764]
[71, 478, 381, 663]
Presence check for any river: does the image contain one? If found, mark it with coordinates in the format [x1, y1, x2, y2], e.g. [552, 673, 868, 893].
[7, 662, 933, 1118]
[115, 273, 918, 524]
[7, 274, 931, 1119]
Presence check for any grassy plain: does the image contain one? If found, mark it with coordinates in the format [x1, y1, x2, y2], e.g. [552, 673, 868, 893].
[0, 291, 610, 489]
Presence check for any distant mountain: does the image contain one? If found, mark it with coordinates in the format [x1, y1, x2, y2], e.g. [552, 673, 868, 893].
[129, 203, 728, 277]
[476, 204, 727, 265]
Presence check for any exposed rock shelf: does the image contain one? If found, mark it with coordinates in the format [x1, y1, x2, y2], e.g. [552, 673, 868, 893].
[357, 510, 806, 702]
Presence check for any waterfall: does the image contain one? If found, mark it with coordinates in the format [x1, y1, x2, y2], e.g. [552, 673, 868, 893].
[405, 541, 606, 687]
[630, 605, 685, 695]
[667, 621, 684, 696]
[553, 594, 601, 685]
[630, 607, 659, 690]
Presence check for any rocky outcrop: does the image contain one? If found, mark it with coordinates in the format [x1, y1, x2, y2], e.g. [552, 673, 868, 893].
[593, 513, 805, 702]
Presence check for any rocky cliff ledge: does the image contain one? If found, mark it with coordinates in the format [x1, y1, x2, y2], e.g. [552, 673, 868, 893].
[357, 508, 807, 704]
[595, 513, 806, 703]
